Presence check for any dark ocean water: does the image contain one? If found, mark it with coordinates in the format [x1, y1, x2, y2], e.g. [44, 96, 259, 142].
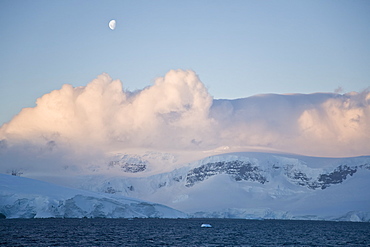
[0, 218, 369, 246]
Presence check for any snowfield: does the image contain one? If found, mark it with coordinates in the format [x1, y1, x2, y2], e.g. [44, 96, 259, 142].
[74, 152, 370, 222]
[1, 152, 370, 222]
[0, 174, 187, 219]
[1, 71, 370, 222]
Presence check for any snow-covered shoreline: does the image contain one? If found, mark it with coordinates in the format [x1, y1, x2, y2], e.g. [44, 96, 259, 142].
[0, 174, 187, 219]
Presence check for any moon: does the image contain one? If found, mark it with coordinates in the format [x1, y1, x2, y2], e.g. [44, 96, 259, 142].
[109, 20, 116, 30]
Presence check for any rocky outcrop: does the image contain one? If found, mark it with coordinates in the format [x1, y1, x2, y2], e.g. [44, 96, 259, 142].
[285, 164, 358, 190]
[318, 165, 357, 189]
[185, 160, 267, 187]
[186, 159, 362, 190]
[108, 155, 147, 173]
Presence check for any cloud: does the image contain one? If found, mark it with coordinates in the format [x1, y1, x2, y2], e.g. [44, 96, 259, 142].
[0, 70, 369, 174]
[295, 91, 370, 156]
[0, 70, 214, 153]
[211, 92, 370, 156]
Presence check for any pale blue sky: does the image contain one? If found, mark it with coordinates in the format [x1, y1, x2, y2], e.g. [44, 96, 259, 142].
[1, 0, 370, 125]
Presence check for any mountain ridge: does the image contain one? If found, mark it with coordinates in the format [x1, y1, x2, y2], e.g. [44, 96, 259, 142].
[68, 152, 370, 222]
[1, 152, 369, 221]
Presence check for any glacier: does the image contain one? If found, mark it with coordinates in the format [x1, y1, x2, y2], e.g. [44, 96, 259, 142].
[68, 152, 370, 222]
[0, 174, 187, 219]
[1, 72, 370, 222]
[1, 152, 370, 222]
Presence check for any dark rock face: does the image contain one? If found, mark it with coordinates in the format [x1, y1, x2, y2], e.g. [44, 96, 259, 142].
[359, 163, 370, 170]
[173, 176, 183, 182]
[185, 160, 267, 187]
[185, 158, 365, 190]
[284, 165, 320, 190]
[158, 182, 167, 188]
[285, 164, 358, 190]
[318, 165, 357, 189]
[105, 186, 117, 194]
[287, 170, 316, 188]
[120, 163, 146, 173]
[109, 160, 146, 173]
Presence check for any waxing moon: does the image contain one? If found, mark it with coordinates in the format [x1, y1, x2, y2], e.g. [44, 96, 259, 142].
[109, 20, 116, 30]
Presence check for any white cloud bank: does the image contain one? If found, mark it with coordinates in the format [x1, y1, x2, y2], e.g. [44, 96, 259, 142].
[0, 69, 369, 166]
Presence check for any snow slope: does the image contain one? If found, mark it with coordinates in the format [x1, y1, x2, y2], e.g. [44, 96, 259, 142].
[74, 152, 370, 222]
[0, 174, 187, 219]
[2, 152, 369, 222]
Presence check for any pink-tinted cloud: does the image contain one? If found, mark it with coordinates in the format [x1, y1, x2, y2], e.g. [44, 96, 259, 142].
[0, 70, 369, 167]
[0, 70, 214, 152]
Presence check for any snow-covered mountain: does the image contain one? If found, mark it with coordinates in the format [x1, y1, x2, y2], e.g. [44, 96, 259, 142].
[72, 152, 370, 222]
[1, 71, 369, 222]
[1, 151, 370, 221]
[0, 174, 187, 219]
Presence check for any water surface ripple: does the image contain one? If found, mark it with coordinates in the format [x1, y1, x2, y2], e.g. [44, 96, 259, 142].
[0, 218, 369, 246]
